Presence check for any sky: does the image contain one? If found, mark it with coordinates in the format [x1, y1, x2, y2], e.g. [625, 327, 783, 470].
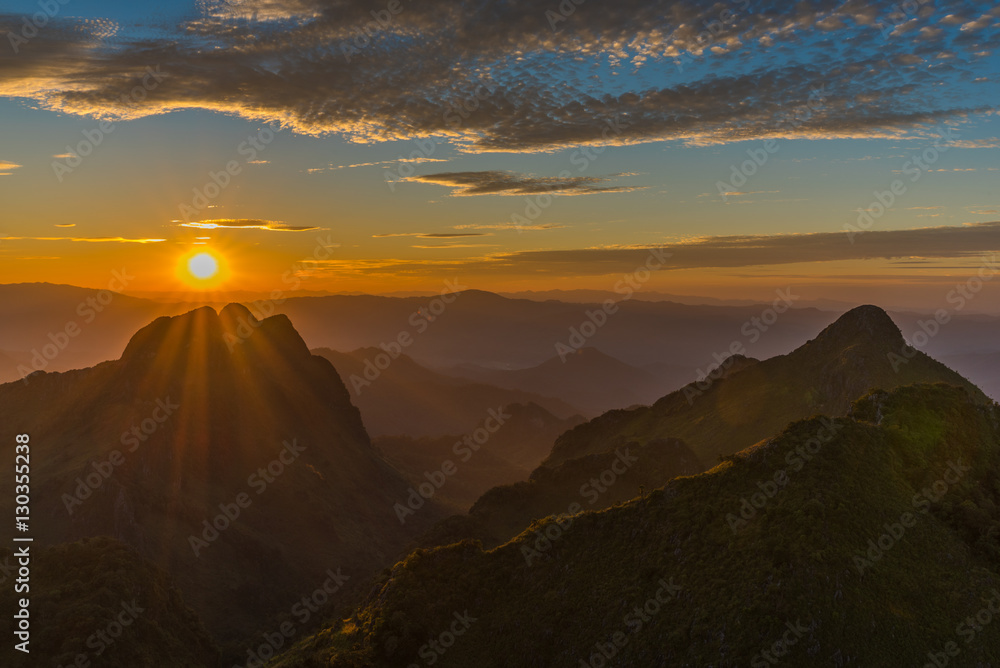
[0, 0, 998, 307]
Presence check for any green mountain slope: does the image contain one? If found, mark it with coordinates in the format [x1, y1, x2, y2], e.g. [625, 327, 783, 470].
[544, 305, 989, 469]
[270, 383, 1000, 667]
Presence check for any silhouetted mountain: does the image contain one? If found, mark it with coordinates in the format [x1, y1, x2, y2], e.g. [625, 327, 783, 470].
[375, 403, 585, 513]
[271, 383, 1000, 667]
[1, 537, 218, 667]
[416, 305, 988, 554]
[544, 305, 989, 469]
[312, 348, 579, 437]
[448, 347, 678, 416]
[0, 305, 445, 657]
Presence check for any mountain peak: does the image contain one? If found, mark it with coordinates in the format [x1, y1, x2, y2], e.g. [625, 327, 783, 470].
[811, 305, 904, 351]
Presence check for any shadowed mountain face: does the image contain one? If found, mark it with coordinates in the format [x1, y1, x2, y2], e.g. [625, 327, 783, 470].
[544, 305, 989, 469]
[375, 402, 586, 514]
[313, 347, 580, 437]
[271, 384, 1000, 667]
[0, 305, 445, 653]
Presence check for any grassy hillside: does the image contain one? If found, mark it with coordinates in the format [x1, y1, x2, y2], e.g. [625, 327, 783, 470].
[270, 383, 1000, 667]
[0, 537, 218, 667]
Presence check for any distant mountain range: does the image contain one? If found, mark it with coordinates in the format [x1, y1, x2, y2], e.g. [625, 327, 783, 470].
[312, 347, 581, 435]
[3, 283, 1000, 403]
[420, 305, 992, 552]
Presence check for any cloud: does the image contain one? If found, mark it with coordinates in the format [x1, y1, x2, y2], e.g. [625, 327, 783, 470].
[454, 222, 567, 231]
[950, 138, 1000, 148]
[0, 159, 22, 175]
[372, 232, 486, 238]
[313, 222, 1000, 277]
[176, 218, 319, 231]
[1, 1, 995, 152]
[54, 223, 76, 227]
[408, 171, 643, 196]
[0, 236, 165, 243]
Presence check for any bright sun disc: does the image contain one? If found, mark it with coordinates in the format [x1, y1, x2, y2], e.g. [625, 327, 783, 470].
[188, 252, 219, 280]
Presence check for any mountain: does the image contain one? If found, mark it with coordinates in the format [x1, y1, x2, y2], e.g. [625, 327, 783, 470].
[544, 305, 989, 469]
[312, 348, 579, 437]
[0, 537, 218, 667]
[415, 305, 988, 554]
[269, 383, 1000, 667]
[0, 305, 446, 658]
[271, 289, 838, 370]
[374, 402, 586, 513]
[447, 347, 683, 416]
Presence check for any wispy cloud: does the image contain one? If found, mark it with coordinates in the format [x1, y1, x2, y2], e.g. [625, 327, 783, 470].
[176, 218, 319, 231]
[0, 160, 22, 175]
[0, 236, 165, 243]
[372, 232, 487, 238]
[408, 171, 644, 196]
[454, 222, 567, 231]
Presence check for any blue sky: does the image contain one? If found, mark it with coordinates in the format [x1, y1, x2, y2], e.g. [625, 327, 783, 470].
[0, 0, 998, 305]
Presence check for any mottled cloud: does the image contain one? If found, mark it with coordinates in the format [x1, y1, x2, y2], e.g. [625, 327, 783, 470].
[409, 171, 643, 196]
[176, 218, 319, 231]
[0, 0, 996, 152]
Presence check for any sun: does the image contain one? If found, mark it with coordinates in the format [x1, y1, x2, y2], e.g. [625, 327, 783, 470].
[188, 252, 219, 280]
[176, 249, 230, 290]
